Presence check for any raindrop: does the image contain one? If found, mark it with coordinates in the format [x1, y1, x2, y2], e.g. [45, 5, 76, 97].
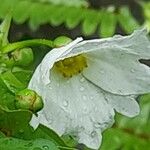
[42, 145, 49, 150]
[94, 122, 102, 128]
[91, 131, 96, 137]
[83, 95, 87, 100]
[63, 100, 68, 107]
[56, 83, 60, 87]
[131, 69, 135, 73]
[79, 126, 85, 131]
[25, 142, 33, 147]
[100, 70, 104, 74]
[83, 106, 88, 114]
[66, 80, 70, 84]
[48, 85, 52, 90]
[19, 129, 24, 134]
[80, 77, 85, 83]
[48, 118, 53, 124]
[90, 96, 94, 100]
[80, 87, 85, 91]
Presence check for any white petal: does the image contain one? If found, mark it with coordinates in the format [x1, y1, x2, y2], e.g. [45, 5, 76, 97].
[78, 131, 102, 150]
[35, 37, 83, 85]
[30, 114, 40, 129]
[60, 28, 150, 60]
[29, 68, 114, 149]
[103, 93, 140, 117]
[82, 45, 150, 95]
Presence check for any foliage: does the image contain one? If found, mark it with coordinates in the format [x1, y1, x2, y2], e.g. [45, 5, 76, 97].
[142, 1, 150, 31]
[0, 0, 140, 37]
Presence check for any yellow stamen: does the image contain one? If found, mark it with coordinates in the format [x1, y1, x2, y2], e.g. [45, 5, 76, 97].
[54, 54, 87, 78]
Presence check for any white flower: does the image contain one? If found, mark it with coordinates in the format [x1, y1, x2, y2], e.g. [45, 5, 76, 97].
[28, 29, 150, 150]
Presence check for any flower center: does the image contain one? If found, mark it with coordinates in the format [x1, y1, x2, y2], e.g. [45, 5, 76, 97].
[54, 54, 87, 77]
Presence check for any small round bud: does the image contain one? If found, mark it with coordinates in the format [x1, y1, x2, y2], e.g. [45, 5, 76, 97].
[54, 36, 72, 47]
[12, 48, 34, 67]
[15, 89, 43, 113]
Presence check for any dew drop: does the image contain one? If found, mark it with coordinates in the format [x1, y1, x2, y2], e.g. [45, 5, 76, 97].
[56, 83, 60, 87]
[80, 87, 85, 91]
[19, 129, 24, 134]
[131, 69, 135, 73]
[94, 122, 101, 128]
[83, 106, 88, 114]
[48, 118, 53, 124]
[91, 131, 96, 137]
[83, 95, 87, 100]
[25, 142, 33, 147]
[100, 70, 104, 74]
[42, 145, 49, 150]
[90, 96, 94, 100]
[66, 80, 70, 84]
[48, 85, 52, 90]
[63, 100, 68, 107]
[80, 77, 85, 83]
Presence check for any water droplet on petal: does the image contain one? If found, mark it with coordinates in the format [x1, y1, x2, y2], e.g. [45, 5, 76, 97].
[90, 96, 94, 100]
[83, 95, 87, 100]
[80, 87, 85, 91]
[80, 77, 85, 83]
[48, 86, 52, 90]
[83, 106, 88, 114]
[131, 69, 135, 73]
[48, 118, 53, 124]
[94, 122, 102, 128]
[100, 70, 104, 74]
[42, 145, 49, 150]
[91, 131, 96, 137]
[56, 83, 60, 87]
[63, 100, 68, 107]
[66, 80, 70, 84]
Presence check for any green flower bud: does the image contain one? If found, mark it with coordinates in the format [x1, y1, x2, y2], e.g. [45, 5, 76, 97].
[15, 89, 43, 113]
[12, 48, 34, 67]
[54, 36, 72, 47]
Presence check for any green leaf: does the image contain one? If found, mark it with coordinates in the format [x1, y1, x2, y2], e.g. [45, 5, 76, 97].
[0, 0, 140, 36]
[100, 128, 149, 150]
[118, 6, 139, 33]
[13, 1, 31, 24]
[49, 6, 67, 26]
[82, 10, 101, 36]
[99, 8, 117, 37]
[0, 71, 25, 93]
[0, 13, 11, 47]
[0, 106, 33, 138]
[0, 137, 59, 150]
[65, 7, 83, 29]
[0, 107, 69, 148]
[33, 124, 67, 147]
[12, 67, 32, 87]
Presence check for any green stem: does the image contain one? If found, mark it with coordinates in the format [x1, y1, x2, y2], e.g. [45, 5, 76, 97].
[1, 39, 54, 53]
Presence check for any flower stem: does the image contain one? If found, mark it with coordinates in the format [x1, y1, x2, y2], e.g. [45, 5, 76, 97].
[1, 39, 54, 53]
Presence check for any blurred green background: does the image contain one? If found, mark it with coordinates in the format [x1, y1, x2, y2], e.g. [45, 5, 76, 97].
[0, 0, 150, 150]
